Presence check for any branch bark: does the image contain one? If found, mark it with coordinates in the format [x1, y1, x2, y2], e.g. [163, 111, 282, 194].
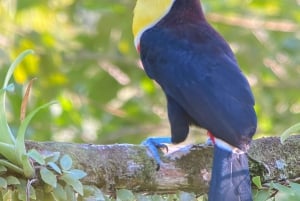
[25, 135, 300, 195]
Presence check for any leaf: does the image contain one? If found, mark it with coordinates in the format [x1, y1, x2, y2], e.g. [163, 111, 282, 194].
[27, 149, 45, 165]
[0, 166, 7, 173]
[0, 142, 19, 165]
[15, 101, 57, 165]
[59, 155, 72, 171]
[0, 50, 34, 146]
[65, 185, 76, 201]
[0, 177, 7, 188]
[290, 182, 300, 197]
[60, 173, 83, 196]
[0, 159, 23, 174]
[252, 176, 262, 189]
[252, 189, 270, 201]
[51, 183, 67, 201]
[281, 123, 300, 144]
[3, 189, 16, 201]
[83, 185, 106, 201]
[6, 176, 20, 185]
[48, 162, 62, 174]
[21, 154, 35, 178]
[178, 191, 195, 201]
[15, 179, 26, 200]
[116, 189, 135, 201]
[2, 50, 34, 89]
[40, 167, 57, 188]
[20, 78, 37, 121]
[67, 169, 87, 180]
[44, 152, 60, 163]
[0, 87, 15, 145]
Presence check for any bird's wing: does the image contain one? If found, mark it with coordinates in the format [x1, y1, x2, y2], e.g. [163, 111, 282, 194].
[139, 23, 256, 146]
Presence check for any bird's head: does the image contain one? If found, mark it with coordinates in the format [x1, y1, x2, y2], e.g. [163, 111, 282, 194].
[132, 0, 175, 50]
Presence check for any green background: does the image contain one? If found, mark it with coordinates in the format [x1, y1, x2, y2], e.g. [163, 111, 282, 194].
[0, 0, 299, 145]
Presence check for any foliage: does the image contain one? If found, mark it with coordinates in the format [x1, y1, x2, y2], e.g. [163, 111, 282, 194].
[0, 0, 299, 145]
[252, 175, 300, 201]
[0, 50, 89, 200]
[0, 49, 48, 178]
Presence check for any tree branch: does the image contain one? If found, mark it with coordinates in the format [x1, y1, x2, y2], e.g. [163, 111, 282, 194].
[25, 135, 300, 195]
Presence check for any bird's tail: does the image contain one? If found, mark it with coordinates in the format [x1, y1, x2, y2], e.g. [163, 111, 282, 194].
[208, 145, 252, 201]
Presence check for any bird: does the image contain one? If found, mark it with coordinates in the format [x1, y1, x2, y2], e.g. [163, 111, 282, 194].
[132, 0, 257, 201]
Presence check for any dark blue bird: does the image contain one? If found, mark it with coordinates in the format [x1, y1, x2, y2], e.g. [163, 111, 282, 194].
[133, 0, 257, 200]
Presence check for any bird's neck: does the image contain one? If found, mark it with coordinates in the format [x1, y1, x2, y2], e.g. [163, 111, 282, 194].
[156, 0, 206, 27]
[133, 0, 206, 50]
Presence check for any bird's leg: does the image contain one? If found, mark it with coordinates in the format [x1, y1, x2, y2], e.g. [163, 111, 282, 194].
[142, 137, 172, 170]
[205, 131, 216, 146]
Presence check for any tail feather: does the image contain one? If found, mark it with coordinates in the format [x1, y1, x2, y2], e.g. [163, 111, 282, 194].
[208, 145, 252, 201]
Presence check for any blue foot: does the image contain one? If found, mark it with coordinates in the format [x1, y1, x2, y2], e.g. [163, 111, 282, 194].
[205, 138, 214, 146]
[142, 137, 172, 170]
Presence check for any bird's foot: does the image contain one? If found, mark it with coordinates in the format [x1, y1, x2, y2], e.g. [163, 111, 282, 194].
[205, 131, 216, 146]
[205, 138, 214, 146]
[142, 137, 172, 170]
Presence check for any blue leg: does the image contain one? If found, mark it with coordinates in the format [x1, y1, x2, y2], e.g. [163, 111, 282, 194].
[205, 138, 214, 146]
[142, 137, 172, 170]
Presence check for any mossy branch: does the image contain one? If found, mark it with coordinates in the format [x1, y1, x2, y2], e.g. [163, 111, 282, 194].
[25, 135, 300, 195]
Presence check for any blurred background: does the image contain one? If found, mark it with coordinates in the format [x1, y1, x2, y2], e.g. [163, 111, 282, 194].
[0, 0, 299, 145]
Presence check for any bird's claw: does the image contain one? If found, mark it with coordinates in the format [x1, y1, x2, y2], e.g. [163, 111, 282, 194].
[142, 137, 172, 170]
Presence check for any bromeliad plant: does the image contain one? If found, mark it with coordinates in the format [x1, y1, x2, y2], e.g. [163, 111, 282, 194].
[0, 49, 54, 178]
[0, 50, 89, 200]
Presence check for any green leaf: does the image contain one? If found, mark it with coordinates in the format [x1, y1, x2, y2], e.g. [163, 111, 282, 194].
[178, 191, 195, 201]
[0, 165, 7, 173]
[44, 152, 60, 163]
[27, 149, 45, 165]
[65, 185, 77, 201]
[67, 169, 87, 180]
[290, 182, 300, 197]
[0, 159, 23, 174]
[0, 88, 15, 145]
[48, 162, 62, 174]
[281, 123, 300, 143]
[15, 101, 57, 165]
[2, 50, 34, 89]
[0, 142, 18, 165]
[40, 167, 57, 188]
[252, 176, 262, 189]
[116, 189, 135, 201]
[0, 177, 7, 188]
[15, 179, 25, 200]
[6, 176, 20, 185]
[83, 185, 106, 201]
[3, 189, 17, 201]
[0, 50, 34, 146]
[60, 155, 72, 171]
[52, 183, 67, 201]
[252, 189, 270, 201]
[61, 173, 83, 196]
[21, 154, 35, 178]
